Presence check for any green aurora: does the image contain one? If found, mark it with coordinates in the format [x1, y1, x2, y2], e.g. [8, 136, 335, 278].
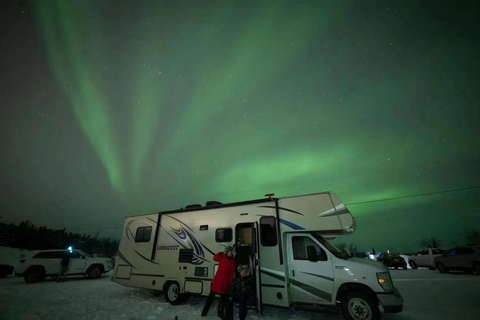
[1, 0, 479, 252]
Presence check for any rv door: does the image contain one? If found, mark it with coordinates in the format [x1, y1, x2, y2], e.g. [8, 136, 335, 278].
[253, 222, 263, 313]
[287, 233, 334, 305]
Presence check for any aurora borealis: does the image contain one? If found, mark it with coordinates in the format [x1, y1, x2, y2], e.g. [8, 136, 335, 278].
[1, 0, 479, 252]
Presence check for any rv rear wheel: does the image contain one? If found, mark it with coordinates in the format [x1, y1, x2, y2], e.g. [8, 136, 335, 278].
[341, 291, 380, 320]
[164, 282, 182, 305]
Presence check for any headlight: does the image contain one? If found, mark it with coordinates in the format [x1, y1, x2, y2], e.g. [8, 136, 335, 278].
[376, 272, 393, 292]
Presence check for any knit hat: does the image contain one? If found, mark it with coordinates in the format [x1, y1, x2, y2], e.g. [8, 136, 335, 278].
[237, 264, 250, 275]
[224, 245, 234, 255]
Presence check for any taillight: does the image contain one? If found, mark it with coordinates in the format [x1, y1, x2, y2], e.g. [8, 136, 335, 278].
[20, 259, 26, 263]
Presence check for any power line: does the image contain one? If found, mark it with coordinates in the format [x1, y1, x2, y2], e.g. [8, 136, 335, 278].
[345, 185, 480, 206]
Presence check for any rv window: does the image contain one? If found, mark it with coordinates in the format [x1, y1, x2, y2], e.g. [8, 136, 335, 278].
[215, 228, 233, 242]
[200, 225, 208, 231]
[260, 216, 277, 246]
[135, 226, 152, 243]
[292, 236, 326, 261]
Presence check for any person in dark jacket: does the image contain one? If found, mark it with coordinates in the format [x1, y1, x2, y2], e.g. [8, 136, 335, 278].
[202, 246, 236, 318]
[224, 265, 254, 320]
[56, 252, 71, 282]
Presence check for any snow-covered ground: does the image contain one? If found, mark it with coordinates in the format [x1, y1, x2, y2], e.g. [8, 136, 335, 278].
[1, 269, 479, 320]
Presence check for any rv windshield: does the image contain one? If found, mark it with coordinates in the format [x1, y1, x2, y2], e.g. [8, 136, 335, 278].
[312, 233, 349, 260]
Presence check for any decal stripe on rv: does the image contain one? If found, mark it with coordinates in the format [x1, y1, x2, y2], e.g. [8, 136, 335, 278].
[260, 268, 285, 282]
[117, 251, 136, 269]
[279, 219, 305, 230]
[131, 273, 165, 278]
[133, 249, 162, 265]
[299, 271, 334, 282]
[256, 215, 305, 230]
[290, 279, 332, 302]
[257, 206, 304, 216]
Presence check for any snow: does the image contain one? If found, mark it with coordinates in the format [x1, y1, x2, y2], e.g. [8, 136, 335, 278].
[1, 247, 479, 319]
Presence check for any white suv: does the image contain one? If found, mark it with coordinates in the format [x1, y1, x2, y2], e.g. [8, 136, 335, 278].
[408, 248, 445, 270]
[15, 249, 113, 283]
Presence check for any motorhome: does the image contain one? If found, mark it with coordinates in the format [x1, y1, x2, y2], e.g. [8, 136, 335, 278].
[112, 191, 403, 320]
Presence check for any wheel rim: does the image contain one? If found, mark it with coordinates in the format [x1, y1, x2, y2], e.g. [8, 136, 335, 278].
[90, 267, 101, 278]
[348, 297, 372, 320]
[28, 271, 40, 281]
[168, 284, 179, 301]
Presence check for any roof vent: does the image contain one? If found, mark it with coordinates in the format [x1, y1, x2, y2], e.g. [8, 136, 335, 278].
[206, 201, 222, 206]
[185, 204, 202, 209]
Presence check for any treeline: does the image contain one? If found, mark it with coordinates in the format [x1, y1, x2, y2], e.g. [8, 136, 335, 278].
[0, 220, 119, 258]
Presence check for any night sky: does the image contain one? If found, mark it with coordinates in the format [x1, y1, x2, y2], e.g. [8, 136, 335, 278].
[1, 0, 479, 253]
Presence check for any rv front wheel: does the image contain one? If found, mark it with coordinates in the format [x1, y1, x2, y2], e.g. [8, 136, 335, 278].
[164, 282, 181, 305]
[341, 291, 380, 320]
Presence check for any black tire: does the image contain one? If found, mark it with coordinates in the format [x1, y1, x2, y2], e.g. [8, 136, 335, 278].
[428, 267, 436, 271]
[341, 291, 380, 320]
[164, 281, 182, 305]
[437, 262, 448, 274]
[87, 265, 103, 279]
[409, 261, 418, 269]
[24, 268, 45, 283]
[475, 263, 480, 275]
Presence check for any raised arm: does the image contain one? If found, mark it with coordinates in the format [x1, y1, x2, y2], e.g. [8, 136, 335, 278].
[213, 252, 224, 262]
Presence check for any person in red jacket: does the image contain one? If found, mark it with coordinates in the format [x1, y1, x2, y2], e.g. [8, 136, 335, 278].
[202, 246, 236, 318]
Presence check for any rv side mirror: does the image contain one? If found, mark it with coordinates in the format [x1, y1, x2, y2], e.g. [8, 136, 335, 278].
[307, 246, 318, 262]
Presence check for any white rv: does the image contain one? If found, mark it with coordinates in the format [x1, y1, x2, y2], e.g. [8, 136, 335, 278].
[112, 192, 403, 320]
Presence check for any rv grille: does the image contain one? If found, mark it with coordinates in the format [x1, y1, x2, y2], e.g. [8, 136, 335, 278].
[178, 249, 194, 263]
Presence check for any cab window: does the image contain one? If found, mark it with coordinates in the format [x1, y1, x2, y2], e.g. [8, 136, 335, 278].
[292, 236, 326, 261]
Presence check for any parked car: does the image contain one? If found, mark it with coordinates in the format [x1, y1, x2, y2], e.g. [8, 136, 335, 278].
[15, 249, 113, 283]
[434, 246, 480, 274]
[376, 253, 408, 270]
[409, 248, 445, 270]
[0, 264, 14, 278]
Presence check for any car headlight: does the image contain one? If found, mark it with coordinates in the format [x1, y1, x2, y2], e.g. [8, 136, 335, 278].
[376, 272, 393, 292]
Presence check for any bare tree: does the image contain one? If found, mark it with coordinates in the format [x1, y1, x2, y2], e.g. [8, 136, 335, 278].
[347, 243, 359, 257]
[421, 237, 440, 248]
[337, 242, 347, 253]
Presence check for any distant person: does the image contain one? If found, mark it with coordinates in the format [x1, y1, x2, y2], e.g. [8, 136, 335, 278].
[225, 265, 254, 320]
[56, 251, 70, 282]
[202, 246, 236, 318]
